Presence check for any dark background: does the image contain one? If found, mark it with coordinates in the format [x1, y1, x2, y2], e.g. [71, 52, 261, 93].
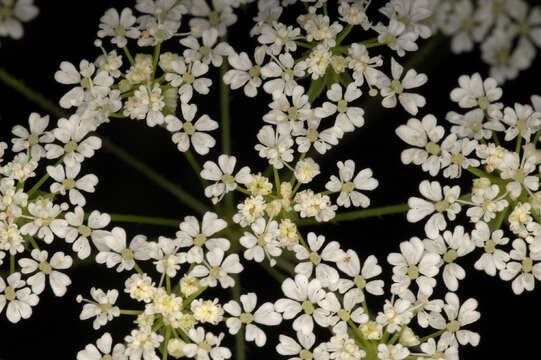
[0, 0, 540, 358]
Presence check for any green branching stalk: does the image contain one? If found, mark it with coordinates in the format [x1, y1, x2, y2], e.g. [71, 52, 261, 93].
[296, 203, 410, 226]
[108, 214, 180, 227]
[184, 150, 209, 188]
[220, 45, 234, 213]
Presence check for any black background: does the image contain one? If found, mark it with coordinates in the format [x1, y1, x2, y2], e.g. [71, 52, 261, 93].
[0, 0, 540, 359]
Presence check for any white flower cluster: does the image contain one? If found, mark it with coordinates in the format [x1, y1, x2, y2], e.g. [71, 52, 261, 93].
[398, 72, 541, 294]
[0, 111, 107, 323]
[427, 0, 541, 83]
[0, 0, 38, 46]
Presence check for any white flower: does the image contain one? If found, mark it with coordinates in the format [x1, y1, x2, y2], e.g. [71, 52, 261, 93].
[377, 343, 410, 360]
[315, 83, 364, 133]
[428, 292, 480, 347]
[255, 125, 294, 169]
[305, 44, 331, 80]
[388, 237, 441, 296]
[180, 28, 233, 67]
[176, 211, 229, 264]
[151, 236, 184, 278]
[78, 287, 120, 330]
[450, 73, 503, 114]
[47, 162, 98, 207]
[261, 52, 305, 96]
[60, 207, 111, 259]
[325, 160, 378, 208]
[471, 222, 510, 276]
[77, 332, 127, 360]
[446, 108, 499, 140]
[379, 57, 427, 115]
[0, 221, 24, 255]
[224, 49, 265, 97]
[294, 117, 342, 155]
[258, 22, 300, 55]
[419, 338, 459, 360]
[337, 251, 384, 299]
[201, 154, 252, 201]
[0, 0, 38, 40]
[276, 332, 328, 360]
[294, 190, 337, 222]
[191, 298, 224, 325]
[45, 115, 102, 166]
[499, 152, 539, 200]
[97, 7, 140, 48]
[96, 227, 151, 272]
[346, 43, 382, 87]
[165, 59, 212, 96]
[502, 103, 541, 142]
[233, 195, 267, 227]
[439, 134, 479, 179]
[19, 250, 72, 296]
[11, 112, 54, 159]
[189, 0, 237, 37]
[294, 158, 320, 184]
[239, 217, 281, 266]
[190, 248, 243, 288]
[124, 326, 164, 360]
[19, 199, 65, 244]
[375, 17, 419, 56]
[224, 292, 282, 347]
[183, 327, 231, 360]
[500, 238, 541, 294]
[0, 272, 39, 323]
[466, 184, 508, 223]
[292, 232, 344, 290]
[124, 84, 166, 127]
[274, 274, 330, 335]
[407, 180, 461, 239]
[380, 0, 433, 39]
[165, 104, 218, 155]
[424, 226, 474, 291]
[395, 114, 445, 176]
[376, 298, 413, 333]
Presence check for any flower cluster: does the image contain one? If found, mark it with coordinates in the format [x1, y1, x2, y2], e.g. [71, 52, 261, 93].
[398, 72, 541, 294]
[0, 0, 38, 46]
[427, 0, 541, 83]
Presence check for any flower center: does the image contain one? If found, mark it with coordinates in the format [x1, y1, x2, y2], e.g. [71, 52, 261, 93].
[122, 248, 134, 260]
[443, 249, 458, 263]
[300, 349, 313, 360]
[495, 49, 509, 66]
[407, 264, 419, 280]
[182, 122, 196, 135]
[63, 178, 76, 190]
[390, 79, 404, 94]
[114, 26, 126, 37]
[337, 99, 348, 113]
[199, 46, 212, 58]
[249, 65, 261, 78]
[484, 239, 496, 254]
[4, 286, 16, 301]
[425, 141, 441, 156]
[99, 302, 113, 313]
[514, 169, 526, 183]
[309, 251, 321, 265]
[337, 309, 350, 321]
[354, 275, 366, 289]
[78, 225, 92, 237]
[28, 134, 40, 146]
[64, 141, 78, 153]
[208, 11, 221, 26]
[446, 319, 461, 333]
[477, 96, 490, 110]
[451, 153, 465, 166]
[221, 173, 235, 185]
[239, 312, 254, 324]
[101, 355, 113, 360]
[522, 257, 533, 273]
[39, 261, 52, 275]
[341, 181, 355, 193]
[194, 234, 207, 247]
[0, 7, 13, 20]
[301, 300, 315, 315]
[307, 129, 319, 143]
[209, 266, 222, 279]
[517, 118, 528, 132]
[198, 341, 212, 353]
[384, 33, 396, 45]
[434, 200, 450, 213]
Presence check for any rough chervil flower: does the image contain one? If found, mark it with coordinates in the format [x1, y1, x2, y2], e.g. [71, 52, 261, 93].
[78, 287, 120, 330]
[76, 332, 126, 360]
[0, 0, 38, 42]
[325, 160, 378, 208]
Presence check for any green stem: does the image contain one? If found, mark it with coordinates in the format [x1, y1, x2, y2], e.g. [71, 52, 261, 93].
[232, 274, 246, 360]
[123, 47, 135, 66]
[236, 186, 251, 196]
[184, 150, 208, 188]
[220, 45, 233, 212]
[335, 24, 353, 46]
[27, 157, 64, 198]
[28, 236, 40, 250]
[259, 261, 287, 282]
[10, 254, 15, 274]
[295, 41, 314, 49]
[162, 326, 171, 360]
[108, 214, 180, 227]
[516, 135, 523, 154]
[418, 329, 445, 343]
[296, 203, 410, 226]
[151, 42, 162, 82]
[100, 137, 209, 215]
[347, 319, 369, 348]
[166, 274, 171, 294]
[273, 167, 281, 193]
[534, 129, 541, 146]
[183, 286, 208, 307]
[133, 261, 144, 275]
[119, 309, 143, 315]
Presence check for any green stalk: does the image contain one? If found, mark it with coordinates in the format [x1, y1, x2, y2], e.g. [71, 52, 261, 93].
[232, 274, 246, 360]
[184, 150, 208, 188]
[335, 24, 353, 46]
[162, 327, 171, 360]
[28, 236, 40, 250]
[296, 203, 409, 226]
[108, 214, 180, 227]
[122, 47, 135, 66]
[119, 309, 143, 315]
[219, 44, 233, 212]
[10, 255, 15, 274]
[151, 42, 162, 82]
[418, 329, 445, 343]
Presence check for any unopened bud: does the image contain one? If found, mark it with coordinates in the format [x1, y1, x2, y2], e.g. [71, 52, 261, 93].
[369, 88, 378, 97]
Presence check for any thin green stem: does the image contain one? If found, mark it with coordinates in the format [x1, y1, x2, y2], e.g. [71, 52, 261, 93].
[184, 150, 208, 188]
[516, 135, 523, 154]
[534, 129, 541, 146]
[418, 329, 445, 343]
[162, 327, 171, 360]
[335, 24, 353, 46]
[122, 47, 135, 66]
[273, 167, 281, 193]
[347, 319, 369, 347]
[151, 42, 162, 82]
[133, 261, 144, 275]
[296, 203, 410, 226]
[295, 41, 314, 49]
[10, 254, 15, 274]
[28, 236, 40, 250]
[220, 44, 233, 212]
[27, 157, 64, 198]
[120, 309, 143, 315]
[184, 286, 208, 306]
[166, 274, 171, 294]
[260, 261, 287, 282]
[108, 214, 180, 227]
[236, 186, 251, 196]
[232, 274, 245, 360]
[297, 230, 309, 249]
